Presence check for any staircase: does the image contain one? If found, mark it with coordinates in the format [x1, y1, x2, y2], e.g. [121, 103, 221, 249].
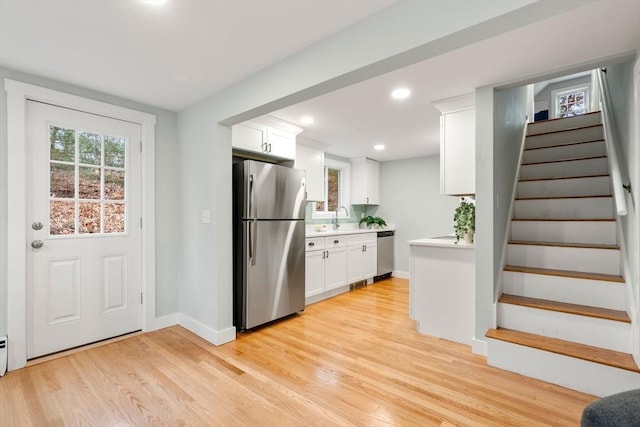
[486, 111, 640, 397]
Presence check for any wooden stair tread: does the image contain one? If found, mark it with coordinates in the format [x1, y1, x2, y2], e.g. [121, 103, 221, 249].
[523, 139, 605, 151]
[504, 265, 624, 283]
[527, 111, 601, 126]
[515, 195, 612, 201]
[508, 240, 619, 250]
[526, 123, 603, 138]
[511, 218, 615, 222]
[486, 327, 640, 373]
[499, 294, 630, 323]
[518, 173, 609, 183]
[522, 155, 606, 166]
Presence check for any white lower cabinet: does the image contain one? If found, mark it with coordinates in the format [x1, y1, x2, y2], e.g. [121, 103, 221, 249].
[305, 236, 347, 299]
[347, 233, 377, 283]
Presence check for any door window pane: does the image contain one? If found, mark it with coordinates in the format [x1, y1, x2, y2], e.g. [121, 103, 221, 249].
[50, 127, 75, 162]
[105, 135, 125, 168]
[104, 203, 125, 233]
[79, 202, 101, 234]
[104, 170, 124, 200]
[78, 167, 101, 199]
[50, 201, 75, 235]
[79, 132, 101, 165]
[50, 164, 75, 199]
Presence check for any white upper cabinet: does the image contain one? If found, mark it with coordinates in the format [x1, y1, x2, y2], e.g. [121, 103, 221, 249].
[232, 115, 301, 161]
[433, 93, 475, 196]
[350, 157, 380, 205]
[295, 143, 324, 201]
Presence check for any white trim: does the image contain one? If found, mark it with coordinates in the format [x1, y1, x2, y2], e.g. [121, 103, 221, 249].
[392, 270, 410, 279]
[178, 314, 236, 346]
[311, 157, 351, 220]
[154, 313, 179, 330]
[4, 79, 156, 371]
[471, 337, 488, 356]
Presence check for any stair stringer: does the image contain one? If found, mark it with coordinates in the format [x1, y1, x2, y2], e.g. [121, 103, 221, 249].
[615, 216, 640, 366]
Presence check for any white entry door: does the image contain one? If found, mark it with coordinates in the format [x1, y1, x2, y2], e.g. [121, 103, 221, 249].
[26, 101, 142, 359]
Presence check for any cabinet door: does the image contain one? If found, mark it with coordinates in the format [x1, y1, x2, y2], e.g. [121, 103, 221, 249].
[295, 145, 324, 201]
[266, 127, 296, 160]
[324, 246, 347, 290]
[362, 241, 378, 279]
[232, 121, 267, 153]
[365, 160, 380, 204]
[441, 108, 475, 195]
[347, 243, 363, 283]
[305, 250, 325, 298]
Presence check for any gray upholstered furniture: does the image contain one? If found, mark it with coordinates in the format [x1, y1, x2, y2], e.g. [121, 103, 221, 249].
[581, 389, 640, 426]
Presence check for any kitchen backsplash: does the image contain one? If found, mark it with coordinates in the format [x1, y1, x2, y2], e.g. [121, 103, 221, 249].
[304, 203, 371, 224]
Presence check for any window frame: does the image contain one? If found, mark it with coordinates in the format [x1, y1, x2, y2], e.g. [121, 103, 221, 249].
[311, 157, 350, 220]
[551, 84, 590, 119]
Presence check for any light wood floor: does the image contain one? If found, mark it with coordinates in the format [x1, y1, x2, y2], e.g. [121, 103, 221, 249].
[0, 278, 596, 426]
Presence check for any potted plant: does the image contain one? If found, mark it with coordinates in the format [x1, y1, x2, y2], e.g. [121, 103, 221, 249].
[454, 197, 475, 243]
[359, 215, 387, 229]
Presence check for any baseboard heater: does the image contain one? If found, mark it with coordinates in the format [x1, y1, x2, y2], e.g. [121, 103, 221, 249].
[0, 336, 6, 376]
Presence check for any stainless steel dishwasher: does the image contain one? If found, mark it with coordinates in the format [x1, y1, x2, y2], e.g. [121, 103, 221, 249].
[375, 230, 394, 281]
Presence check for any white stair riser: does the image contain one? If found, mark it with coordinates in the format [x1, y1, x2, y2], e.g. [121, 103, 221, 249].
[522, 140, 605, 164]
[526, 126, 604, 149]
[514, 197, 614, 220]
[527, 113, 602, 136]
[487, 338, 640, 397]
[510, 220, 616, 245]
[520, 157, 608, 180]
[518, 176, 611, 199]
[503, 271, 626, 310]
[497, 303, 631, 353]
[507, 244, 620, 275]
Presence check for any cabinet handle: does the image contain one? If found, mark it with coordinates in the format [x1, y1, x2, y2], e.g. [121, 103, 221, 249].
[322, 250, 325, 259]
[364, 245, 367, 252]
[308, 242, 315, 247]
[362, 245, 365, 252]
[325, 250, 329, 259]
[268, 143, 272, 153]
[334, 239, 339, 244]
[366, 197, 369, 203]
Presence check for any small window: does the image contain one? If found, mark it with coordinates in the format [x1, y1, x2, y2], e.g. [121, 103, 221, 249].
[312, 158, 350, 220]
[552, 85, 590, 118]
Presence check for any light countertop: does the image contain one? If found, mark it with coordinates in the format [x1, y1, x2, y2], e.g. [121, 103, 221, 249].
[408, 236, 475, 249]
[306, 226, 394, 238]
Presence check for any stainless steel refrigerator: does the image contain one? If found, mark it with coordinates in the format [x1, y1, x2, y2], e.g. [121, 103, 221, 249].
[233, 160, 306, 330]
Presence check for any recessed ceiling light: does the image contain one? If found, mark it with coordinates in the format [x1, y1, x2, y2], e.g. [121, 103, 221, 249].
[142, 0, 168, 5]
[391, 87, 411, 100]
[374, 144, 385, 151]
[299, 116, 314, 125]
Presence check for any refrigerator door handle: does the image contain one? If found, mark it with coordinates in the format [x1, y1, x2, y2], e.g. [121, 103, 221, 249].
[249, 174, 256, 218]
[248, 220, 257, 266]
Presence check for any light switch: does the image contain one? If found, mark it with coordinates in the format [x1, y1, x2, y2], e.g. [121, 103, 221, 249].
[202, 209, 211, 224]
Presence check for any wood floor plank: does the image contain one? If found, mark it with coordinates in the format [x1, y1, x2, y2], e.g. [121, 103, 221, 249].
[0, 278, 597, 426]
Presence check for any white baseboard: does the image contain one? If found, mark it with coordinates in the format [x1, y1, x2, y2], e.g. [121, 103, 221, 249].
[154, 313, 179, 330]
[178, 314, 236, 346]
[393, 270, 410, 279]
[472, 337, 488, 356]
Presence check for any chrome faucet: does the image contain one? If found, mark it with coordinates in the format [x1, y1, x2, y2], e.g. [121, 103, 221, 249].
[333, 205, 349, 230]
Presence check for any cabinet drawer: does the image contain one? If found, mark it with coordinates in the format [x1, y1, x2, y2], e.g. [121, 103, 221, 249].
[348, 232, 377, 246]
[305, 237, 325, 252]
[325, 236, 346, 248]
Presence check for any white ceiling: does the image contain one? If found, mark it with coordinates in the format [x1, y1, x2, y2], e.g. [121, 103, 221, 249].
[0, 0, 396, 111]
[0, 1, 638, 163]
[271, 0, 640, 162]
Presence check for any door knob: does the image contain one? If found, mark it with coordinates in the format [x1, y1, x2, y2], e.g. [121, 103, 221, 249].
[31, 240, 44, 249]
[32, 221, 43, 230]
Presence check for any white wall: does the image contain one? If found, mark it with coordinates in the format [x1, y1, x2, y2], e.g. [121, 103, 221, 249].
[176, 0, 574, 339]
[475, 84, 529, 350]
[377, 156, 459, 274]
[0, 66, 180, 337]
[604, 58, 640, 362]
